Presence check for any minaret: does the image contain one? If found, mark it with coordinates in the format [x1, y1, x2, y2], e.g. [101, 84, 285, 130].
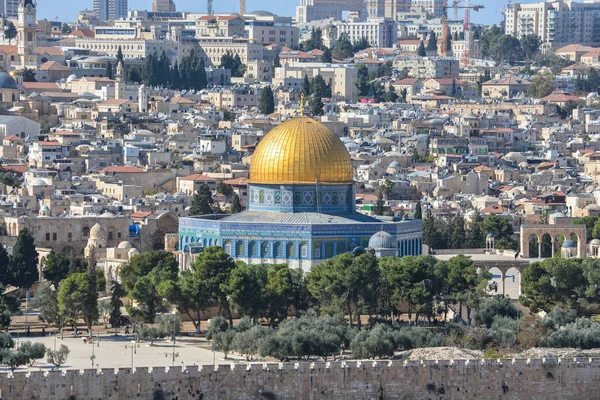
[17, 0, 37, 69]
[115, 60, 124, 100]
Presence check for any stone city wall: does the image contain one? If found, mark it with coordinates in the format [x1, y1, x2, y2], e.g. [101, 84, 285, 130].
[0, 358, 599, 399]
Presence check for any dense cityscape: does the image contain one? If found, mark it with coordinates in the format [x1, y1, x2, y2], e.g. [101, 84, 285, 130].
[0, 0, 598, 398]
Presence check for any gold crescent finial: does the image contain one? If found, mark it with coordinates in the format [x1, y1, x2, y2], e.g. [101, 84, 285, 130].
[300, 93, 305, 116]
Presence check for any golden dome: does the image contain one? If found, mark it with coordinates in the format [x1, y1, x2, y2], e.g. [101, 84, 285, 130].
[249, 117, 353, 185]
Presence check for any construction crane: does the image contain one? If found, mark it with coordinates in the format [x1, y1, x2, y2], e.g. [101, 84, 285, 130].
[439, 0, 483, 58]
[207, 0, 213, 15]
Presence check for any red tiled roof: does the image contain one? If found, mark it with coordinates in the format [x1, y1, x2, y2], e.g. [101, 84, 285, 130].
[130, 211, 153, 218]
[100, 166, 144, 173]
[0, 165, 28, 174]
[22, 82, 60, 90]
[179, 174, 218, 182]
[4, 135, 22, 141]
[39, 141, 61, 146]
[222, 178, 247, 186]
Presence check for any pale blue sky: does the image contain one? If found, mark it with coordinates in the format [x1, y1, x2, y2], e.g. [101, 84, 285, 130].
[36, 0, 538, 25]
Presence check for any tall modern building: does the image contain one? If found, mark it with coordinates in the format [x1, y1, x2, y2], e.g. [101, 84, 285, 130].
[92, 0, 127, 21]
[152, 0, 175, 12]
[3, 0, 20, 18]
[505, 0, 600, 47]
[366, 0, 444, 19]
[296, 0, 365, 23]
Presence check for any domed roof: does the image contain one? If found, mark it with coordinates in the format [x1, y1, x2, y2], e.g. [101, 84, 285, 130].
[128, 247, 139, 255]
[117, 241, 132, 249]
[368, 231, 395, 249]
[591, 239, 600, 245]
[0, 72, 17, 90]
[41, 205, 50, 211]
[67, 74, 78, 83]
[248, 116, 353, 185]
[486, 233, 494, 239]
[585, 203, 600, 210]
[562, 239, 576, 248]
[30, 179, 47, 186]
[389, 161, 401, 168]
[89, 223, 106, 239]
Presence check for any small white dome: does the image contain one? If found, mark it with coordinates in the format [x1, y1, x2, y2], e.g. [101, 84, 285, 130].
[117, 241, 132, 249]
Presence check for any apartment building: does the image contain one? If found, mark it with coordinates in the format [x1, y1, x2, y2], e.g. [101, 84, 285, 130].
[296, 0, 365, 24]
[505, 0, 600, 47]
[273, 63, 358, 100]
[93, 0, 128, 21]
[333, 18, 398, 48]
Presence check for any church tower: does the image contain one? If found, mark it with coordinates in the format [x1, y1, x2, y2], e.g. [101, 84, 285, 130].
[17, 0, 37, 69]
[115, 60, 124, 100]
[138, 84, 148, 113]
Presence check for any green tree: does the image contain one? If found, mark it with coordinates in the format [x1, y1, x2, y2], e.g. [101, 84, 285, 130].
[104, 62, 114, 79]
[302, 75, 311, 97]
[482, 214, 515, 249]
[414, 202, 422, 219]
[331, 36, 354, 60]
[189, 247, 236, 325]
[9, 229, 38, 289]
[265, 263, 308, 323]
[426, 31, 437, 52]
[417, 40, 426, 57]
[449, 214, 466, 249]
[189, 183, 217, 216]
[119, 251, 179, 322]
[355, 64, 370, 97]
[231, 194, 242, 214]
[116, 45, 124, 65]
[46, 344, 69, 369]
[273, 53, 281, 68]
[520, 34, 540, 60]
[374, 188, 385, 216]
[4, 21, 16, 45]
[227, 263, 268, 320]
[384, 86, 398, 102]
[309, 96, 324, 116]
[311, 75, 331, 99]
[17, 342, 46, 367]
[31, 283, 60, 326]
[527, 70, 555, 98]
[572, 216, 598, 242]
[109, 281, 126, 331]
[307, 253, 379, 328]
[400, 88, 408, 103]
[57, 272, 95, 329]
[22, 68, 36, 83]
[302, 27, 324, 51]
[321, 46, 332, 63]
[42, 251, 71, 289]
[468, 210, 485, 248]
[259, 86, 275, 115]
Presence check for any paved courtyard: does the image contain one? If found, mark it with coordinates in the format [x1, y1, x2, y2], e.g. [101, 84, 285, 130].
[4, 333, 246, 373]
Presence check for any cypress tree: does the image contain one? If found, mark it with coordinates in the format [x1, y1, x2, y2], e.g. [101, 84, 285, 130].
[417, 41, 426, 57]
[260, 86, 275, 115]
[9, 229, 38, 289]
[302, 75, 311, 97]
[104, 62, 113, 79]
[231, 194, 242, 214]
[189, 184, 215, 216]
[414, 202, 422, 219]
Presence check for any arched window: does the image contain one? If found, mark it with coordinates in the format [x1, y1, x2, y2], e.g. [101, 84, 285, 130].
[224, 240, 232, 256]
[248, 241, 256, 257]
[82, 226, 90, 237]
[286, 242, 294, 259]
[261, 242, 269, 258]
[273, 242, 282, 258]
[236, 241, 244, 257]
[300, 243, 308, 259]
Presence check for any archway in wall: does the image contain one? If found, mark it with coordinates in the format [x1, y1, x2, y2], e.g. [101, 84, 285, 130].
[62, 246, 75, 255]
[528, 234, 539, 258]
[569, 233, 580, 256]
[505, 267, 521, 299]
[487, 267, 502, 295]
[541, 233, 553, 258]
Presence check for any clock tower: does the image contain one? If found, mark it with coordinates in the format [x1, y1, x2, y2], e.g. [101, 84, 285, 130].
[17, 0, 37, 69]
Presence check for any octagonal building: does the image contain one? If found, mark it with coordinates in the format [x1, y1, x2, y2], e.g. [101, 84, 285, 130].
[178, 116, 422, 270]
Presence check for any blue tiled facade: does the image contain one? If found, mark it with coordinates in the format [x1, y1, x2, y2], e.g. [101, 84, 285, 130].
[178, 183, 423, 269]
